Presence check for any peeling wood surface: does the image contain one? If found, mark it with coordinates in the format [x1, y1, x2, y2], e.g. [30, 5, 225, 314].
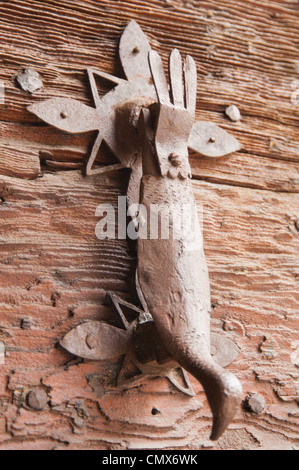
[0, 0, 298, 450]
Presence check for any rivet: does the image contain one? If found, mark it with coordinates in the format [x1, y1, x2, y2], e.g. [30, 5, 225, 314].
[16, 68, 43, 94]
[209, 137, 216, 143]
[27, 389, 48, 411]
[61, 111, 68, 119]
[86, 334, 97, 350]
[225, 104, 242, 122]
[245, 393, 265, 414]
[168, 153, 182, 167]
[132, 47, 140, 54]
[294, 219, 299, 231]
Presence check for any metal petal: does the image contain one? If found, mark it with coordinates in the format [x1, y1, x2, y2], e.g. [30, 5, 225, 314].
[28, 98, 99, 134]
[166, 368, 196, 397]
[60, 321, 131, 360]
[119, 20, 152, 81]
[184, 55, 197, 116]
[169, 49, 184, 108]
[188, 121, 242, 157]
[149, 50, 171, 105]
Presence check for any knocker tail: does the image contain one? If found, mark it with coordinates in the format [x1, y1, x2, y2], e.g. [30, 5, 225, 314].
[175, 346, 243, 440]
[206, 366, 243, 441]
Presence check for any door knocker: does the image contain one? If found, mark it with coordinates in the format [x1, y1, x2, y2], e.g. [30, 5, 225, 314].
[28, 20, 243, 440]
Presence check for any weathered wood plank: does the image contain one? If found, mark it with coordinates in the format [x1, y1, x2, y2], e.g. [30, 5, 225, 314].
[0, 171, 298, 449]
[1, 119, 299, 191]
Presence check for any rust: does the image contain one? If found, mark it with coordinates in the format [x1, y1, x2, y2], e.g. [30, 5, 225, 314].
[28, 20, 241, 201]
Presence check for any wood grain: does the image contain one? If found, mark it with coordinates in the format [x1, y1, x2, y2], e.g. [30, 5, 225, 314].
[0, 0, 298, 450]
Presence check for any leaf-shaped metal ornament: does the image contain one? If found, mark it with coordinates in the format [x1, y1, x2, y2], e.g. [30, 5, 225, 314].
[60, 321, 132, 361]
[119, 20, 152, 82]
[28, 98, 100, 134]
[188, 121, 242, 157]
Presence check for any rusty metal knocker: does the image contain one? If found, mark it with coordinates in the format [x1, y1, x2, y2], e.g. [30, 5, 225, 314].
[28, 20, 243, 440]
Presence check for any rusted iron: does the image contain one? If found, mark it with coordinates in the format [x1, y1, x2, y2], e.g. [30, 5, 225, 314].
[60, 293, 141, 362]
[61, 293, 239, 399]
[137, 50, 242, 440]
[188, 121, 241, 158]
[28, 20, 241, 203]
[28, 20, 243, 440]
[61, 292, 196, 396]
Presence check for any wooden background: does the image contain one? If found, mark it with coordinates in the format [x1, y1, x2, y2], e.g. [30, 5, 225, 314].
[0, 0, 298, 450]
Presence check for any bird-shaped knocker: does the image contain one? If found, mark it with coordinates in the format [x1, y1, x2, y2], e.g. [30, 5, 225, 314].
[28, 20, 243, 440]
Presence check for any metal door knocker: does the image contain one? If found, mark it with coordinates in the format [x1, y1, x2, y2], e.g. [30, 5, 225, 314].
[28, 20, 243, 440]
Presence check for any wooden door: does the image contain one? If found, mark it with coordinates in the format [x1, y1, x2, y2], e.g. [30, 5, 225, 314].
[0, 0, 298, 450]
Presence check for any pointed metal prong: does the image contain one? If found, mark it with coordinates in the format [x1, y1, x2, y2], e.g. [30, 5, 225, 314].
[169, 49, 184, 108]
[86, 132, 103, 176]
[166, 368, 195, 397]
[86, 162, 126, 177]
[86, 134, 125, 176]
[87, 69, 126, 109]
[106, 291, 144, 330]
[119, 20, 152, 82]
[117, 355, 143, 387]
[87, 69, 101, 109]
[149, 50, 171, 105]
[88, 68, 125, 86]
[188, 121, 242, 157]
[184, 55, 197, 116]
